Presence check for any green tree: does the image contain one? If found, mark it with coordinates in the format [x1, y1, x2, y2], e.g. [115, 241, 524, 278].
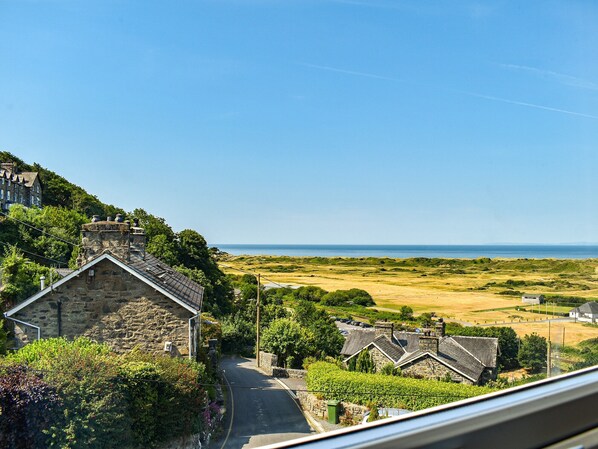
[293, 301, 343, 359]
[399, 306, 414, 321]
[261, 318, 310, 367]
[518, 333, 547, 373]
[0, 246, 59, 308]
[293, 286, 328, 302]
[355, 349, 376, 373]
[321, 288, 375, 307]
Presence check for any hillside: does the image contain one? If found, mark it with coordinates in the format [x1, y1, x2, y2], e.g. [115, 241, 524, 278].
[0, 151, 233, 315]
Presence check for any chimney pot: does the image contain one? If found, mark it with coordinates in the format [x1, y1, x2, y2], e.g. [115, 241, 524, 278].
[92, 215, 100, 223]
[133, 218, 140, 227]
[115, 213, 123, 223]
[107, 216, 112, 222]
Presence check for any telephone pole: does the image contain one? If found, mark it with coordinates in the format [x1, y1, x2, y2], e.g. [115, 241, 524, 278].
[256, 273, 261, 367]
[547, 320, 551, 377]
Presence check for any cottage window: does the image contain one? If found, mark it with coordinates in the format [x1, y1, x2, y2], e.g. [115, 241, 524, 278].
[7, 191, 10, 201]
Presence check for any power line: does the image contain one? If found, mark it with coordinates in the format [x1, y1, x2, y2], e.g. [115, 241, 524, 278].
[0, 241, 67, 267]
[10, 365, 472, 400]
[0, 210, 80, 247]
[218, 262, 287, 289]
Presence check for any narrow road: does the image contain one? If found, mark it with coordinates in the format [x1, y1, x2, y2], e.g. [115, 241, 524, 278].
[211, 356, 314, 449]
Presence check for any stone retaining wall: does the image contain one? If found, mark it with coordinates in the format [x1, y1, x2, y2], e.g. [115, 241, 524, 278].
[272, 367, 307, 379]
[297, 391, 368, 426]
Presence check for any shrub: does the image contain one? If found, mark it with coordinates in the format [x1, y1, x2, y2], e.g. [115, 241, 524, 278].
[307, 362, 494, 411]
[0, 364, 63, 449]
[5, 338, 211, 449]
[321, 289, 375, 307]
[8, 338, 132, 449]
[380, 363, 401, 376]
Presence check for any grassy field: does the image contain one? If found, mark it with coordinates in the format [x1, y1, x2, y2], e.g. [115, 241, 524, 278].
[221, 255, 598, 345]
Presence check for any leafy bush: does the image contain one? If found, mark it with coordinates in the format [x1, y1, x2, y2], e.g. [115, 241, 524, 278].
[0, 364, 63, 449]
[321, 289, 375, 307]
[307, 362, 494, 411]
[518, 333, 547, 373]
[5, 338, 212, 449]
[8, 338, 132, 449]
[293, 286, 328, 302]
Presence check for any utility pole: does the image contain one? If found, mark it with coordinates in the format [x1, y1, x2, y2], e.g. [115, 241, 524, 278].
[256, 273, 261, 367]
[547, 320, 551, 378]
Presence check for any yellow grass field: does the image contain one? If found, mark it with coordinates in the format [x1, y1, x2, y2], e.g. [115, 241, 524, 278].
[221, 255, 598, 345]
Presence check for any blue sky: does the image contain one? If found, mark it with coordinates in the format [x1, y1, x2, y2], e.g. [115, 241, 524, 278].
[1, 0, 597, 244]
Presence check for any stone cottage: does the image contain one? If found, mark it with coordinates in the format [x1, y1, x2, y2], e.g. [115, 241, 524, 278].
[4, 216, 204, 358]
[342, 320, 499, 385]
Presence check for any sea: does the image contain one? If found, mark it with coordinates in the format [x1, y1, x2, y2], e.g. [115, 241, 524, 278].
[213, 244, 598, 259]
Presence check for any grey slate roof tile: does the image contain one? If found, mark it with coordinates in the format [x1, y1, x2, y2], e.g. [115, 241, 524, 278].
[127, 253, 204, 312]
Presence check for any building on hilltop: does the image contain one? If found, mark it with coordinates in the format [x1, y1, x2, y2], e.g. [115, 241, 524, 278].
[0, 162, 42, 210]
[341, 320, 499, 385]
[569, 301, 598, 323]
[3, 214, 204, 358]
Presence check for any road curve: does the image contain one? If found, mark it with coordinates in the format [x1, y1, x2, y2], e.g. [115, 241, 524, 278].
[211, 356, 313, 449]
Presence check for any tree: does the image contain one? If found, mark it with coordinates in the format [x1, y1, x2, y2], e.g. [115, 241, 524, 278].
[293, 286, 328, 302]
[293, 301, 343, 359]
[399, 306, 414, 320]
[321, 289, 375, 307]
[261, 318, 310, 368]
[0, 246, 59, 308]
[518, 333, 547, 373]
[355, 349, 376, 373]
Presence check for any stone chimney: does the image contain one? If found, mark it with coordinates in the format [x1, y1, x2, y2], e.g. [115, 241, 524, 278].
[78, 220, 132, 265]
[1, 162, 16, 173]
[130, 223, 146, 260]
[77, 217, 146, 266]
[435, 318, 446, 337]
[374, 321, 394, 341]
[419, 329, 439, 354]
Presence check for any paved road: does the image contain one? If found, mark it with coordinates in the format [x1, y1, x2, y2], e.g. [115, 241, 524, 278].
[211, 356, 314, 449]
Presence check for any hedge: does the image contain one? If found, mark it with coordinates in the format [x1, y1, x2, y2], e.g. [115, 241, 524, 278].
[306, 362, 495, 411]
[0, 364, 63, 449]
[3, 338, 215, 449]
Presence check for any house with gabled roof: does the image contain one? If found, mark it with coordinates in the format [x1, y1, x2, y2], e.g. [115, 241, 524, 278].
[342, 320, 498, 385]
[569, 301, 598, 323]
[0, 162, 42, 209]
[4, 216, 204, 358]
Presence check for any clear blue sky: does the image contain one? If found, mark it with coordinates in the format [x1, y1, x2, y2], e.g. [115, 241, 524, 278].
[1, 0, 597, 244]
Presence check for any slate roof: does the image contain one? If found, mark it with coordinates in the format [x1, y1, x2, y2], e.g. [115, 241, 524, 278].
[128, 252, 204, 311]
[570, 301, 598, 315]
[5, 252, 204, 317]
[451, 335, 499, 368]
[341, 330, 376, 356]
[342, 328, 498, 383]
[369, 335, 405, 362]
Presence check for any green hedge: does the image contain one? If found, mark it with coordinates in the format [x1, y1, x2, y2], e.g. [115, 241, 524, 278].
[3, 338, 214, 449]
[306, 362, 495, 411]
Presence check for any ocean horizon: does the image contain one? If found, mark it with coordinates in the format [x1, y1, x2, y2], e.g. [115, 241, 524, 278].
[212, 244, 598, 259]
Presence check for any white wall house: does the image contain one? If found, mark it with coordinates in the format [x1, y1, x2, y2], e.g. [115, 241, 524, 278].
[569, 302, 598, 323]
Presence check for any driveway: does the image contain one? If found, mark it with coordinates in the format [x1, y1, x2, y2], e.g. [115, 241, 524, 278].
[211, 356, 314, 449]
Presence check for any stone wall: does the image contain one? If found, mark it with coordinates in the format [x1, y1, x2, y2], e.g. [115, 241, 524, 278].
[369, 346, 393, 372]
[12, 258, 193, 356]
[258, 351, 279, 375]
[401, 355, 472, 385]
[272, 367, 307, 379]
[297, 391, 368, 425]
